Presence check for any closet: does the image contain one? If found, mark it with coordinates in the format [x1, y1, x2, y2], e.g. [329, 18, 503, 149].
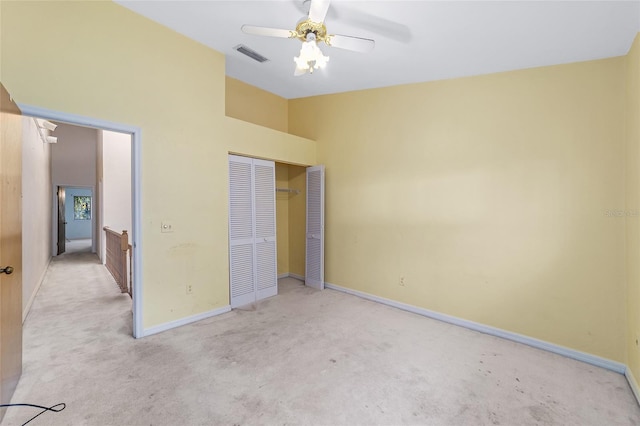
[228, 155, 277, 308]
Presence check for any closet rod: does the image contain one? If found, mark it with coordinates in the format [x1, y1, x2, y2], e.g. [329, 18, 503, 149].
[275, 188, 300, 195]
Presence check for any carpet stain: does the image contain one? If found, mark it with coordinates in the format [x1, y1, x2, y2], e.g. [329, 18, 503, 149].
[529, 404, 553, 423]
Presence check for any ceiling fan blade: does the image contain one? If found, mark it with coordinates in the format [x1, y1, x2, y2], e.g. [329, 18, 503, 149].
[241, 25, 294, 38]
[331, 5, 412, 43]
[308, 0, 331, 23]
[326, 34, 375, 53]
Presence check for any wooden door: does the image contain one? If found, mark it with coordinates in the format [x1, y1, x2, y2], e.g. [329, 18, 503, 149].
[305, 165, 325, 290]
[57, 187, 66, 255]
[0, 83, 23, 421]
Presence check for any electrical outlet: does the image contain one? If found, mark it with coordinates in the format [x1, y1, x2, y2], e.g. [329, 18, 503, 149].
[399, 276, 405, 287]
[186, 284, 193, 294]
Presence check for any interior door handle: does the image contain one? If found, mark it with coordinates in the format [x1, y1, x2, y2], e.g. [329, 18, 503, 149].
[0, 266, 14, 275]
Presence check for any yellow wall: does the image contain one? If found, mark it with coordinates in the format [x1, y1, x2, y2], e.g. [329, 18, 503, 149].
[0, 1, 316, 328]
[275, 163, 307, 278]
[3, 1, 638, 368]
[626, 33, 640, 381]
[223, 74, 311, 279]
[290, 58, 627, 362]
[288, 165, 307, 277]
[276, 163, 289, 275]
[226, 76, 288, 133]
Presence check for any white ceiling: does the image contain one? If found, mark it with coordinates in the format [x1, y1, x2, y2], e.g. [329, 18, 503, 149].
[116, 0, 640, 99]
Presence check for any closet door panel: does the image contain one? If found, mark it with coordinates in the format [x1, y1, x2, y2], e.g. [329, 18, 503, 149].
[256, 240, 277, 300]
[230, 244, 255, 307]
[253, 159, 277, 300]
[229, 155, 255, 308]
[254, 161, 276, 239]
[305, 165, 325, 290]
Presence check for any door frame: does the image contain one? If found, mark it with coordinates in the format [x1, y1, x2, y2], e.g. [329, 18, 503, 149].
[228, 156, 325, 299]
[56, 185, 66, 255]
[19, 104, 143, 339]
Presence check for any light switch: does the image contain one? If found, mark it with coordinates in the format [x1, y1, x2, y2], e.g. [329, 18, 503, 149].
[161, 221, 173, 233]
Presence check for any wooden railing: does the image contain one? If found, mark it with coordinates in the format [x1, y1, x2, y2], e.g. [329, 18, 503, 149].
[103, 227, 132, 298]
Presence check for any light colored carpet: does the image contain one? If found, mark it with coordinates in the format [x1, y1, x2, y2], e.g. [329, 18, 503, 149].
[3, 251, 639, 425]
[63, 239, 92, 255]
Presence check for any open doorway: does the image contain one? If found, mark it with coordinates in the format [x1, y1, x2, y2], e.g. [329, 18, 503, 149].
[275, 162, 307, 281]
[20, 104, 143, 338]
[228, 157, 324, 308]
[48, 123, 134, 294]
[55, 185, 94, 255]
[276, 162, 325, 289]
[48, 122, 103, 257]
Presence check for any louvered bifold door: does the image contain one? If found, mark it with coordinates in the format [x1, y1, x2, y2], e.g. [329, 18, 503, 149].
[253, 159, 277, 301]
[305, 165, 325, 290]
[229, 155, 256, 308]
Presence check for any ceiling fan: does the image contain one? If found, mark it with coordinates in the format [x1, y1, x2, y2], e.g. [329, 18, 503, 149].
[241, 0, 375, 76]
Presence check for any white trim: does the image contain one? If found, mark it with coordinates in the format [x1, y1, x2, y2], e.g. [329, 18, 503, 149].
[19, 103, 144, 339]
[325, 282, 626, 374]
[142, 305, 231, 337]
[22, 257, 51, 323]
[626, 368, 640, 406]
[277, 273, 289, 279]
[131, 126, 142, 338]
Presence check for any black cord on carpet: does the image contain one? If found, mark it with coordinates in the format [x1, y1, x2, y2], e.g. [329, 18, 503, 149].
[0, 403, 66, 425]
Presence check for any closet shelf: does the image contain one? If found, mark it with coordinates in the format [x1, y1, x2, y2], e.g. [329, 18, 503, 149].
[276, 188, 300, 195]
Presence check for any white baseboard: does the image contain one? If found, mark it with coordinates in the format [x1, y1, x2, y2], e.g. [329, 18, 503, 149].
[22, 257, 52, 323]
[142, 305, 231, 337]
[277, 273, 305, 281]
[626, 368, 640, 405]
[325, 282, 626, 374]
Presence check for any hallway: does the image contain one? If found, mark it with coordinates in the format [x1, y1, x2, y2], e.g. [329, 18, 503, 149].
[4, 251, 132, 424]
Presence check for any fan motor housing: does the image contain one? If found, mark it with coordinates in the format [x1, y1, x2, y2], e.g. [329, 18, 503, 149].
[294, 19, 328, 43]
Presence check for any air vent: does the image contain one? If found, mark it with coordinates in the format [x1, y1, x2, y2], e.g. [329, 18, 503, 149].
[234, 44, 269, 63]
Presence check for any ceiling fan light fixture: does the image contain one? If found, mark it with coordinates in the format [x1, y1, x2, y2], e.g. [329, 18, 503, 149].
[293, 39, 329, 75]
[242, 0, 374, 77]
